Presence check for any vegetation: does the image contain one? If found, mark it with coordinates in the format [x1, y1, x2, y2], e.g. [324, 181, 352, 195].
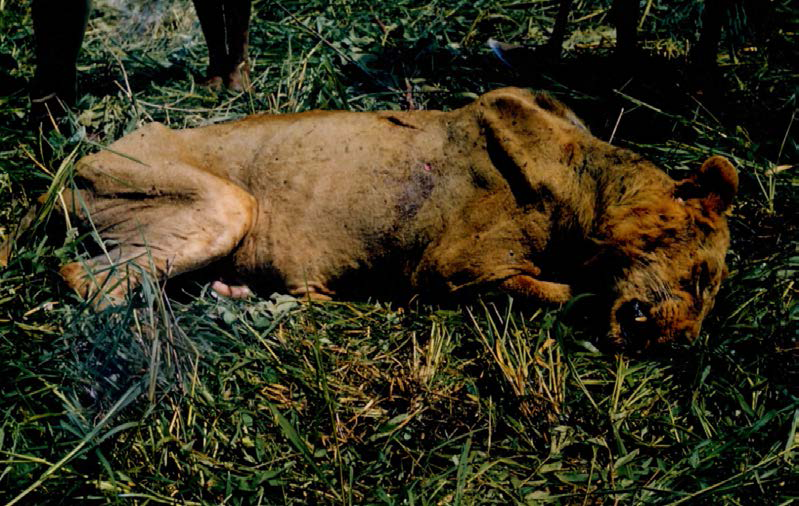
[1, 0, 796, 503]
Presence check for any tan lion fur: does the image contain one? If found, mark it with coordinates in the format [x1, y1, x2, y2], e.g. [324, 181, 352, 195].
[58, 88, 737, 348]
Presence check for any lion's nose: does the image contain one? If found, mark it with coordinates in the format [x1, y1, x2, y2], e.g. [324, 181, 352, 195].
[616, 299, 654, 348]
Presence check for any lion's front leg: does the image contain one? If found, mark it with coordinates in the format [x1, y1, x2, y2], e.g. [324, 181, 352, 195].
[500, 275, 572, 304]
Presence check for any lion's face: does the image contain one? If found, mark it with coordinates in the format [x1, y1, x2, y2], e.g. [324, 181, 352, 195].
[601, 156, 738, 350]
[607, 213, 730, 348]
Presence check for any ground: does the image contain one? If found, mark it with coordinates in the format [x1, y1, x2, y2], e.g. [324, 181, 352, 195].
[0, 0, 797, 504]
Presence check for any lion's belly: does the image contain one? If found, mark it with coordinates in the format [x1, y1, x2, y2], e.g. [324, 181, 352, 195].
[229, 111, 467, 292]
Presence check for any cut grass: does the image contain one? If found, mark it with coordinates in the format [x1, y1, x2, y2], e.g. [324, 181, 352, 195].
[1, 0, 798, 503]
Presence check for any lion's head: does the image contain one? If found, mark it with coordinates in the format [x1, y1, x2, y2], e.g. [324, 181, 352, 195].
[598, 156, 738, 350]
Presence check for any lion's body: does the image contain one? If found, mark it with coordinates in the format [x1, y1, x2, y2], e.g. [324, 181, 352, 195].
[62, 88, 737, 348]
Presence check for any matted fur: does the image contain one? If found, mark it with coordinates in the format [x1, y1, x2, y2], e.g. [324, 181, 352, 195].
[58, 88, 737, 349]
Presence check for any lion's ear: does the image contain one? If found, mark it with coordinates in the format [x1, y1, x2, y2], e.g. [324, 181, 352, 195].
[674, 156, 738, 213]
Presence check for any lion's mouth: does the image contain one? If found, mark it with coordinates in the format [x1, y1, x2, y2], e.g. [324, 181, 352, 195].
[612, 299, 659, 350]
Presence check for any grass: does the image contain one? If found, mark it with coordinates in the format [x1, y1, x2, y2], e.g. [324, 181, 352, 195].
[1, 0, 797, 503]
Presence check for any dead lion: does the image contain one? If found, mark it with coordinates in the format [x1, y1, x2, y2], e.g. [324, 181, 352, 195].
[58, 88, 737, 349]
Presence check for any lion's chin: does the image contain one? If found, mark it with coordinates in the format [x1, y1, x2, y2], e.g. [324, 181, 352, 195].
[606, 327, 654, 352]
[607, 311, 704, 352]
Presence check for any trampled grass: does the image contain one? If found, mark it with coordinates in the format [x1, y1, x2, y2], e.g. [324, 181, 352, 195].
[0, 0, 797, 503]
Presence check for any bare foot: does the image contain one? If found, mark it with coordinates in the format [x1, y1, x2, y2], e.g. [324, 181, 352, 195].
[226, 61, 251, 92]
[211, 280, 253, 299]
[199, 75, 224, 91]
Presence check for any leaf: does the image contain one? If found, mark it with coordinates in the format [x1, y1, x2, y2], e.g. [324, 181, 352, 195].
[454, 437, 472, 506]
[266, 402, 339, 499]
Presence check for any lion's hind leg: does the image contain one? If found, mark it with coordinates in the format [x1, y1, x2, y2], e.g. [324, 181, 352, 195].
[61, 164, 256, 308]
